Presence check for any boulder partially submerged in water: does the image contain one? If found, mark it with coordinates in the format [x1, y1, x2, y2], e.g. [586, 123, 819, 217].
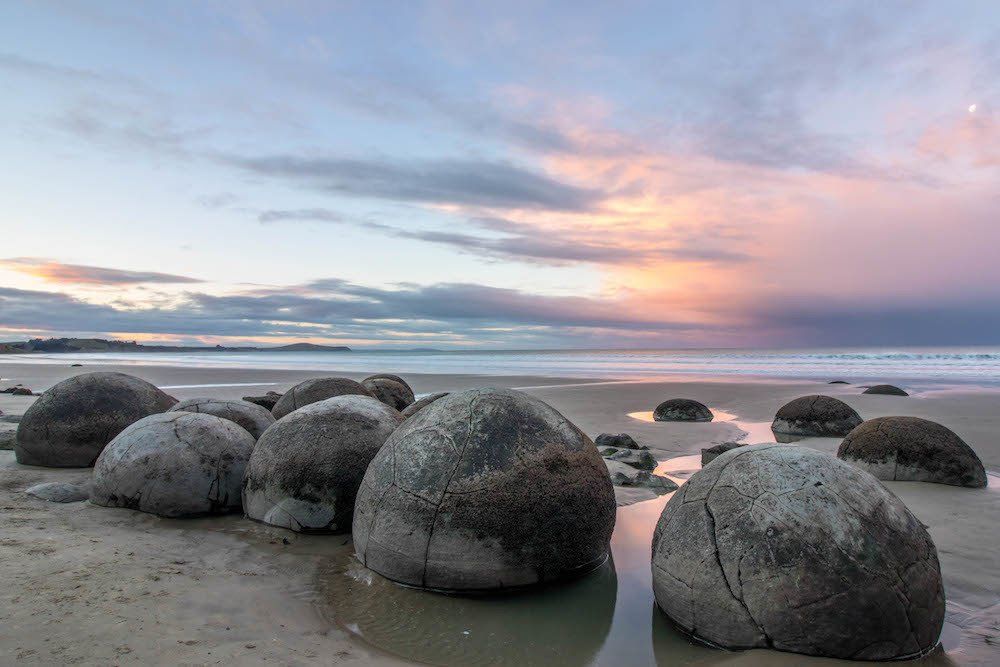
[653, 399, 713, 422]
[652, 445, 944, 660]
[15, 372, 177, 468]
[271, 377, 373, 419]
[863, 384, 909, 396]
[169, 398, 275, 440]
[353, 388, 616, 591]
[362, 376, 415, 411]
[91, 412, 254, 517]
[243, 395, 403, 533]
[770, 395, 862, 437]
[401, 392, 448, 419]
[838, 416, 986, 488]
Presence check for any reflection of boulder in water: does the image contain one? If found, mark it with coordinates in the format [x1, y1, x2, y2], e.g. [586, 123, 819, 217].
[320, 554, 617, 667]
[650, 604, 720, 666]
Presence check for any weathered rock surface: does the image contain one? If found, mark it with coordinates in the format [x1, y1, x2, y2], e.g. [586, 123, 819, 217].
[838, 416, 986, 488]
[653, 398, 713, 422]
[169, 398, 275, 440]
[604, 459, 678, 492]
[91, 412, 254, 517]
[770, 395, 862, 437]
[362, 377, 415, 411]
[401, 392, 448, 419]
[595, 433, 646, 450]
[353, 387, 616, 591]
[242, 391, 283, 411]
[701, 441, 746, 465]
[0, 423, 16, 450]
[25, 481, 92, 503]
[15, 372, 177, 468]
[602, 447, 657, 470]
[652, 444, 945, 660]
[243, 395, 403, 533]
[863, 384, 909, 396]
[364, 374, 412, 392]
[271, 377, 373, 419]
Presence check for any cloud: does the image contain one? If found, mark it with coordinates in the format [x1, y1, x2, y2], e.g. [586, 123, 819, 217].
[1, 258, 203, 285]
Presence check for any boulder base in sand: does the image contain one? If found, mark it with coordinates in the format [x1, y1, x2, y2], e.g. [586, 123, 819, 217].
[770, 394, 862, 437]
[653, 399, 713, 422]
[863, 384, 909, 396]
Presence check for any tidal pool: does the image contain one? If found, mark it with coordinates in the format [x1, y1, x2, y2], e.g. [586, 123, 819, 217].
[626, 408, 781, 444]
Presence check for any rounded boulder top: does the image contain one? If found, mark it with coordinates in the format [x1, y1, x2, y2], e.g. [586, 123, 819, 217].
[863, 384, 909, 396]
[364, 373, 412, 393]
[652, 445, 945, 660]
[169, 397, 275, 440]
[771, 394, 862, 436]
[15, 371, 177, 468]
[653, 398, 713, 422]
[91, 412, 255, 518]
[352, 387, 616, 592]
[271, 377, 373, 419]
[400, 392, 448, 419]
[243, 395, 403, 533]
[362, 376, 415, 411]
[838, 416, 986, 488]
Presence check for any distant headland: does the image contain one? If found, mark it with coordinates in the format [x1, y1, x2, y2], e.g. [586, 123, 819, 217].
[0, 338, 350, 354]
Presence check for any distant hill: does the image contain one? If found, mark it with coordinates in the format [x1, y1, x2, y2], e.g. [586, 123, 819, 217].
[0, 338, 350, 354]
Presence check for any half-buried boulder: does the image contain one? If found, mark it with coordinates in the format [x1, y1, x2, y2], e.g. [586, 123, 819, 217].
[838, 416, 986, 488]
[353, 387, 616, 591]
[400, 392, 448, 419]
[652, 444, 944, 660]
[863, 384, 909, 396]
[169, 397, 275, 440]
[26, 481, 92, 503]
[271, 377, 373, 419]
[653, 399, 713, 422]
[362, 376, 415, 411]
[770, 395, 862, 437]
[243, 395, 403, 533]
[91, 412, 254, 517]
[15, 372, 177, 468]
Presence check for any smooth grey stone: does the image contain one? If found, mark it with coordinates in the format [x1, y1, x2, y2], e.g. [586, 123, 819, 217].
[604, 459, 678, 492]
[362, 377, 415, 411]
[653, 398, 713, 422]
[595, 433, 646, 450]
[652, 445, 945, 660]
[838, 416, 986, 488]
[401, 392, 448, 419]
[15, 372, 177, 468]
[91, 412, 254, 518]
[271, 377, 373, 419]
[701, 441, 746, 465]
[862, 384, 909, 396]
[243, 395, 402, 533]
[353, 387, 616, 592]
[604, 447, 657, 471]
[169, 398, 275, 440]
[771, 395, 862, 437]
[26, 481, 92, 503]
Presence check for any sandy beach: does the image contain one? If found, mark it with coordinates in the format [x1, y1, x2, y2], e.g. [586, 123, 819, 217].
[1, 360, 997, 665]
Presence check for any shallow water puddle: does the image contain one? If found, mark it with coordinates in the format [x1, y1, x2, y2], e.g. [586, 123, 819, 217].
[627, 408, 779, 444]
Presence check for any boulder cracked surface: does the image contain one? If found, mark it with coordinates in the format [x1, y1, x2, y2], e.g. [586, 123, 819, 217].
[362, 377, 415, 411]
[271, 377, 373, 419]
[653, 399, 713, 422]
[651, 444, 944, 660]
[401, 392, 448, 419]
[243, 395, 403, 533]
[169, 398, 275, 440]
[15, 372, 177, 468]
[90, 412, 254, 518]
[770, 395, 862, 437]
[352, 387, 616, 592]
[838, 416, 986, 488]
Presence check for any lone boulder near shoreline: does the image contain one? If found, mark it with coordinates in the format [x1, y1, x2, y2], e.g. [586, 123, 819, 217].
[838, 416, 986, 488]
[169, 397, 275, 440]
[651, 444, 945, 660]
[770, 394, 862, 437]
[353, 387, 616, 592]
[863, 384, 909, 396]
[271, 377, 373, 419]
[653, 398, 713, 422]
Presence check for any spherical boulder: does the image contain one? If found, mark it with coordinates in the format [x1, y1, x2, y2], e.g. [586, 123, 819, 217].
[653, 398, 713, 422]
[353, 387, 616, 591]
[271, 377, 373, 419]
[838, 416, 986, 488]
[243, 395, 403, 533]
[362, 376, 415, 411]
[652, 444, 944, 660]
[91, 412, 254, 517]
[364, 373, 412, 392]
[863, 384, 909, 396]
[770, 395, 862, 437]
[400, 392, 448, 419]
[169, 398, 275, 439]
[15, 372, 177, 468]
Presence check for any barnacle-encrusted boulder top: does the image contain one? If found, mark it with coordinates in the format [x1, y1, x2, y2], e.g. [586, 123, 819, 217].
[352, 387, 616, 591]
[271, 377, 373, 419]
[838, 416, 986, 488]
[168, 398, 275, 440]
[653, 398, 713, 422]
[15, 372, 177, 467]
[652, 444, 945, 660]
[770, 394, 862, 436]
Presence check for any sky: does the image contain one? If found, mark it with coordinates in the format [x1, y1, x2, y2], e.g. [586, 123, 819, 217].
[1, 1, 998, 349]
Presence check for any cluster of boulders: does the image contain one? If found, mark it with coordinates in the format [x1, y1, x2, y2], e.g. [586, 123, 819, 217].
[1, 385, 34, 396]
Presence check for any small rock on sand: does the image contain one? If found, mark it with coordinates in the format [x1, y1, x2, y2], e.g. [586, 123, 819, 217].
[26, 481, 92, 503]
[604, 459, 677, 492]
[595, 433, 646, 450]
[603, 447, 657, 470]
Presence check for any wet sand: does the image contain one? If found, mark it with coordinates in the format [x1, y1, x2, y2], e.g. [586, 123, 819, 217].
[0, 360, 998, 665]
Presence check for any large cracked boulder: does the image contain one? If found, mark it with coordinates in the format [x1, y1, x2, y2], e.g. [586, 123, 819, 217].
[243, 395, 403, 533]
[91, 412, 254, 517]
[353, 387, 616, 591]
[15, 372, 177, 468]
[770, 395, 862, 437]
[271, 377, 373, 419]
[401, 392, 448, 419]
[362, 376, 415, 411]
[838, 416, 986, 488]
[653, 398, 713, 422]
[863, 384, 909, 396]
[652, 444, 945, 660]
[169, 398, 275, 440]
